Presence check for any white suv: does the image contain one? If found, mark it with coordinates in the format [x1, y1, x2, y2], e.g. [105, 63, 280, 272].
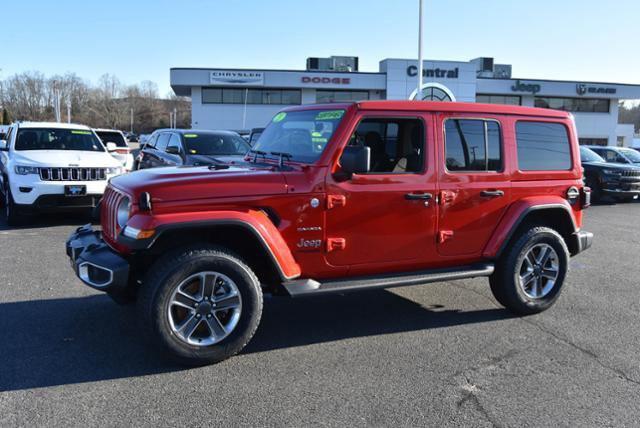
[0, 122, 125, 225]
[93, 128, 135, 171]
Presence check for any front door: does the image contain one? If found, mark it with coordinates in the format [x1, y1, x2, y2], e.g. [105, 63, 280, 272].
[436, 114, 512, 257]
[325, 114, 438, 269]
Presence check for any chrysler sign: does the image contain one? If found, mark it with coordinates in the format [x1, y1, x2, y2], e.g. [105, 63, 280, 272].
[209, 70, 264, 86]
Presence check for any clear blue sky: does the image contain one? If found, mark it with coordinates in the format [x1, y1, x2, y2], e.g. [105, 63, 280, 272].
[3, 0, 639, 95]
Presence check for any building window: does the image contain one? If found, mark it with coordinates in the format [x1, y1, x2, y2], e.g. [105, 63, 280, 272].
[534, 97, 609, 113]
[579, 138, 608, 146]
[476, 94, 521, 105]
[516, 122, 572, 171]
[202, 88, 301, 105]
[444, 119, 502, 172]
[316, 90, 369, 103]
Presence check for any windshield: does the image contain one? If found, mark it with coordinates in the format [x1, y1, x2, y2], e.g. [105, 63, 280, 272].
[183, 133, 250, 156]
[252, 109, 346, 163]
[620, 148, 640, 163]
[580, 147, 605, 163]
[15, 128, 105, 152]
[96, 131, 128, 147]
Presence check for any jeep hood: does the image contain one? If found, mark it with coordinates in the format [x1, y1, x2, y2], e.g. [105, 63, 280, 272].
[11, 150, 121, 167]
[110, 165, 288, 203]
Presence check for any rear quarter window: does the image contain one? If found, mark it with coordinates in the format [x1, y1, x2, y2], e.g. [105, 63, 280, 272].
[515, 122, 572, 171]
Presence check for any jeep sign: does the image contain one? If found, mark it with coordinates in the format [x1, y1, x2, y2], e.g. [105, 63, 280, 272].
[511, 80, 541, 94]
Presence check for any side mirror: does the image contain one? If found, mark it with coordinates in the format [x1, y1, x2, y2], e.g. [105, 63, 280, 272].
[105, 142, 118, 152]
[0, 140, 7, 151]
[340, 145, 370, 175]
[165, 145, 181, 155]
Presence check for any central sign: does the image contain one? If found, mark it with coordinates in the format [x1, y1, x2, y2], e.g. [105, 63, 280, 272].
[209, 70, 264, 86]
[406, 65, 459, 79]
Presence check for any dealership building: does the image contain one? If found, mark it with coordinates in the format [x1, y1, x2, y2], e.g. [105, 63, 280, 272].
[170, 55, 640, 146]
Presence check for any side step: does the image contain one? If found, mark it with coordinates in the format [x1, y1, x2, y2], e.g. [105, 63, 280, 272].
[283, 263, 494, 297]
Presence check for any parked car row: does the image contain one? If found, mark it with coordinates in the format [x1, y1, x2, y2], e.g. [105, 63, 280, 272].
[580, 146, 640, 203]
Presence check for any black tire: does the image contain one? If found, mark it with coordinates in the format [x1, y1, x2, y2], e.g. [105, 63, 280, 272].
[138, 245, 262, 366]
[489, 226, 569, 315]
[585, 176, 601, 204]
[616, 196, 638, 203]
[4, 184, 23, 227]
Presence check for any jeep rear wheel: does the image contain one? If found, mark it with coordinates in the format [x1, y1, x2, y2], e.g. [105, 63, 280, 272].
[138, 245, 262, 366]
[490, 226, 569, 315]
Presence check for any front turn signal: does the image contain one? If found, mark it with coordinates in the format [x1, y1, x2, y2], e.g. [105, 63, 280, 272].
[123, 226, 156, 240]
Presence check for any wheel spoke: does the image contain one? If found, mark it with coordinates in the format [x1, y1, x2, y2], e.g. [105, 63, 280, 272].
[525, 252, 537, 268]
[521, 272, 535, 288]
[201, 273, 217, 300]
[178, 314, 201, 339]
[542, 268, 558, 280]
[205, 315, 227, 338]
[214, 293, 241, 311]
[538, 247, 553, 266]
[172, 291, 198, 310]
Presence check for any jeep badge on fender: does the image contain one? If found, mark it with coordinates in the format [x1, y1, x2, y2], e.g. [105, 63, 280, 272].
[66, 100, 592, 366]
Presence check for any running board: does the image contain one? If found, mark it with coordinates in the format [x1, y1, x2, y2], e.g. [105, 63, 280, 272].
[283, 263, 494, 297]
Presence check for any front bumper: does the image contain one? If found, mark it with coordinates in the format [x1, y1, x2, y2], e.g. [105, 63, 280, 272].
[569, 230, 593, 256]
[10, 176, 110, 205]
[66, 224, 130, 293]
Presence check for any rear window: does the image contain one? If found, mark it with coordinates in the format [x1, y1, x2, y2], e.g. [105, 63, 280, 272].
[15, 128, 104, 152]
[96, 131, 127, 147]
[516, 122, 571, 171]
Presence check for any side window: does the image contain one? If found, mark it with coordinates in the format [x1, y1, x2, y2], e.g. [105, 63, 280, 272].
[155, 133, 170, 152]
[145, 133, 158, 149]
[515, 122, 571, 171]
[445, 119, 502, 172]
[167, 134, 182, 152]
[350, 118, 425, 174]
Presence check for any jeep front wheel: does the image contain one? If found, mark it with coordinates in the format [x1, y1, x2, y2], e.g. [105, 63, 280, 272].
[490, 226, 569, 315]
[138, 245, 262, 366]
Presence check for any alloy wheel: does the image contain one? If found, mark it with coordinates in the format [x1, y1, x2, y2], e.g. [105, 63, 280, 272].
[517, 243, 560, 299]
[167, 271, 242, 346]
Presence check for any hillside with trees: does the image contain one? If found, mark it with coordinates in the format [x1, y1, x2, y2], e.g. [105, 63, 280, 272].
[0, 71, 190, 133]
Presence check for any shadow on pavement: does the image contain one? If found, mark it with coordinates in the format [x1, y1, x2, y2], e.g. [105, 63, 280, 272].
[0, 289, 513, 392]
[0, 211, 96, 231]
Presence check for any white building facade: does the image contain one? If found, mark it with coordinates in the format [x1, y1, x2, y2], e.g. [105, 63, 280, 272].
[171, 56, 640, 146]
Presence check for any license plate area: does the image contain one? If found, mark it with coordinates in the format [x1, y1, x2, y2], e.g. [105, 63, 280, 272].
[65, 185, 87, 197]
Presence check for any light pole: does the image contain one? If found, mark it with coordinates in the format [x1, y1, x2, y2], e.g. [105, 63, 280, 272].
[416, 0, 424, 101]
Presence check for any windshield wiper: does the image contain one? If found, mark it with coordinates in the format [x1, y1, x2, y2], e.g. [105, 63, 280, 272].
[270, 151, 293, 168]
[248, 149, 267, 163]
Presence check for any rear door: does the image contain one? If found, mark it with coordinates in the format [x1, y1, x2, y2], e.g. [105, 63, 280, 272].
[436, 114, 512, 257]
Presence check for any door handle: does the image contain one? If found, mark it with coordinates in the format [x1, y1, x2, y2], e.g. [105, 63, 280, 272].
[405, 192, 433, 200]
[480, 190, 504, 197]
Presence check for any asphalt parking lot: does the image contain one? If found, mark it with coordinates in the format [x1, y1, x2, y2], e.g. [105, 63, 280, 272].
[1, 203, 639, 427]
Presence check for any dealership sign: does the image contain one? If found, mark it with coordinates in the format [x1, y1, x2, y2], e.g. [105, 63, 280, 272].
[576, 84, 616, 95]
[209, 70, 264, 86]
[511, 80, 541, 94]
[301, 76, 351, 85]
[407, 66, 459, 79]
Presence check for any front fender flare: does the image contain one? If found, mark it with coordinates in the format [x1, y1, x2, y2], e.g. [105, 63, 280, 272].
[121, 209, 301, 280]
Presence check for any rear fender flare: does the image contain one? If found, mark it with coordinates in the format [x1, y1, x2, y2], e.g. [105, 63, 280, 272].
[484, 197, 577, 259]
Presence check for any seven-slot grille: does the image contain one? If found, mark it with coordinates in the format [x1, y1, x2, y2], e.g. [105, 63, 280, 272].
[621, 170, 640, 178]
[40, 167, 107, 181]
[102, 186, 126, 240]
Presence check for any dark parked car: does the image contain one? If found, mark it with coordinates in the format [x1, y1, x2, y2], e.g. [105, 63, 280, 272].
[580, 146, 640, 202]
[135, 129, 250, 170]
[586, 145, 640, 166]
[248, 127, 264, 146]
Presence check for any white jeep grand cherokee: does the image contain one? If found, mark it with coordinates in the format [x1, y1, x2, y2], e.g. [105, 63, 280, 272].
[0, 122, 124, 225]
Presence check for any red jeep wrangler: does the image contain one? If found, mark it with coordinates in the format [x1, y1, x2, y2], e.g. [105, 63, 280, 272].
[67, 101, 592, 365]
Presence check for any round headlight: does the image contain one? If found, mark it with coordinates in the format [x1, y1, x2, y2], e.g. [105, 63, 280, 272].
[117, 196, 131, 229]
